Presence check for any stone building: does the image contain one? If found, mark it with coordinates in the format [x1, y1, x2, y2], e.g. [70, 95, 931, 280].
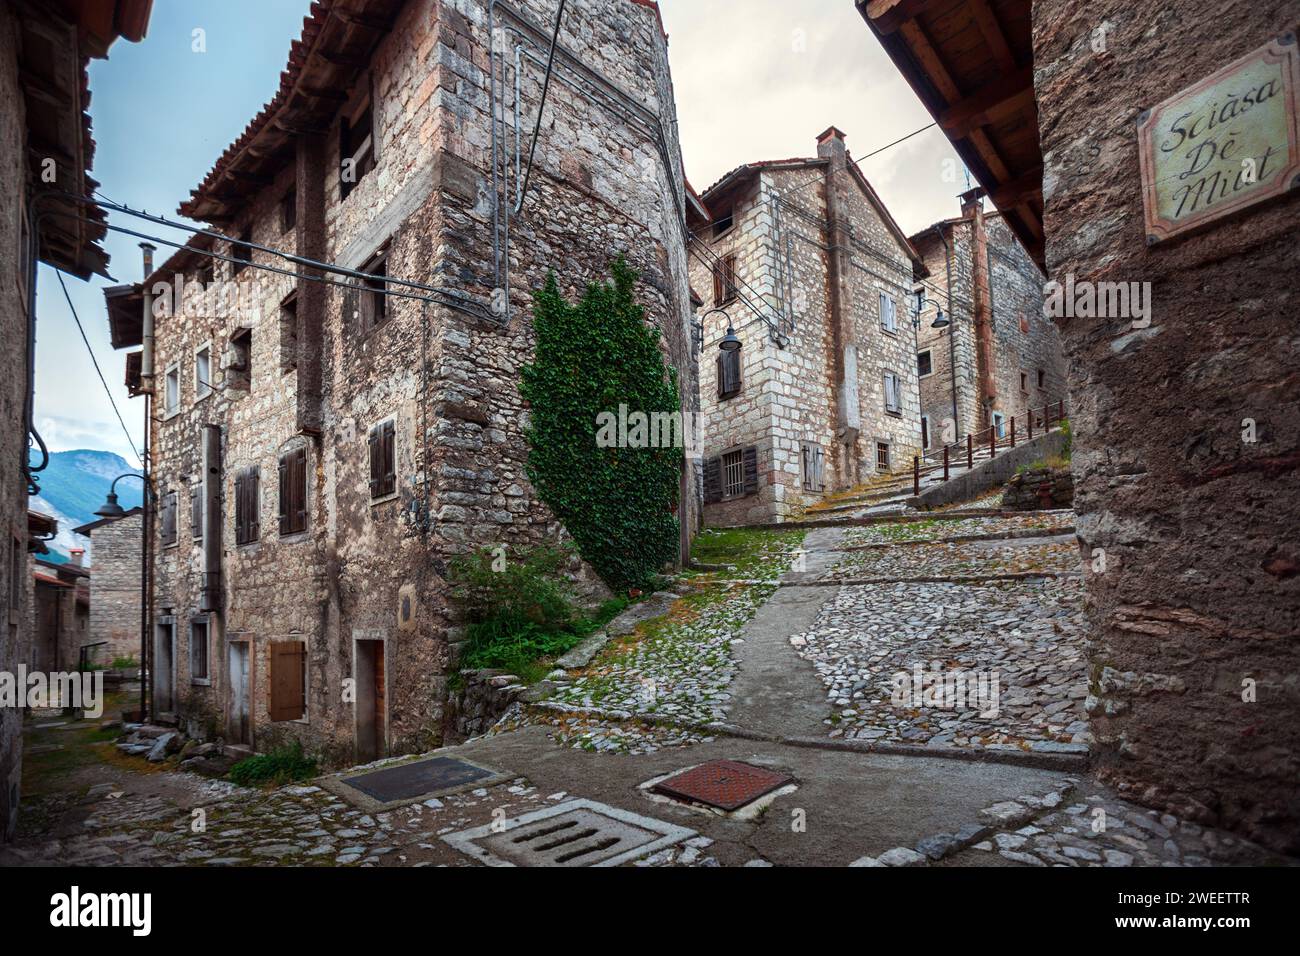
[30, 554, 90, 676]
[104, 0, 695, 764]
[861, 0, 1300, 852]
[0, 0, 151, 842]
[73, 510, 143, 667]
[689, 128, 925, 526]
[911, 189, 1066, 449]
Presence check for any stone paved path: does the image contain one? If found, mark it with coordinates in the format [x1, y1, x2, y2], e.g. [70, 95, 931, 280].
[2, 500, 1290, 869]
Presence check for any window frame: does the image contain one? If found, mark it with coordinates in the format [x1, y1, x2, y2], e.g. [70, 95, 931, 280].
[917, 349, 933, 378]
[875, 440, 892, 472]
[234, 466, 261, 547]
[721, 448, 746, 499]
[278, 446, 309, 537]
[883, 369, 903, 416]
[368, 418, 397, 501]
[190, 615, 211, 686]
[163, 361, 181, 417]
[880, 291, 898, 334]
[194, 341, 213, 401]
[358, 250, 388, 335]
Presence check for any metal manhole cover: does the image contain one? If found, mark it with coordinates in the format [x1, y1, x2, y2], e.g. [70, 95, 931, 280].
[443, 799, 695, 867]
[339, 756, 502, 804]
[652, 760, 794, 811]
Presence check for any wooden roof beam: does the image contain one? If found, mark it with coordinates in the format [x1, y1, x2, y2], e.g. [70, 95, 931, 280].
[970, 0, 1016, 71]
[938, 67, 1034, 137]
[988, 165, 1043, 208]
[864, 0, 937, 35]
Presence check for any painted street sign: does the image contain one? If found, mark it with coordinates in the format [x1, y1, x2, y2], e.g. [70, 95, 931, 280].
[1138, 33, 1300, 243]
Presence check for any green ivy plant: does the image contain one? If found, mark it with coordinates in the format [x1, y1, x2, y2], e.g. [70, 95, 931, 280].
[520, 257, 681, 591]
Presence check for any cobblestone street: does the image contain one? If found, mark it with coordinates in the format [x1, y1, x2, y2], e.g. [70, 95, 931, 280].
[1, 507, 1290, 870]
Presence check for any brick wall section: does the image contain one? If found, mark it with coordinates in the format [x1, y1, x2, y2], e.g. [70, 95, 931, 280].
[1033, 0, 1300, 852]
[86, 514, 142, 664]
[914, 208, 1065, 446]
[690, 131, 921, 525]
[150, 0, 693, 765]
[0, 6, 30, 842]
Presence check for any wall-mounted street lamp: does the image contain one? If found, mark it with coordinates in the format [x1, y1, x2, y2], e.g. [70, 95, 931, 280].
[695, 307, 743, 352]
[95, 472, 152, 518]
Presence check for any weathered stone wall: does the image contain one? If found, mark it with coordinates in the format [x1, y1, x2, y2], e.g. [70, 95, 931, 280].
[914, 209, 1064, 446]
[690, 131, 920, 526]
[86, 514, 142, 664]
[0, 5, 30, 842]
[1033, 0, 1300, 852]
[445, 668, 525, 741]
[1002, 465, 1074, 511]
[151, 0, 692, 766]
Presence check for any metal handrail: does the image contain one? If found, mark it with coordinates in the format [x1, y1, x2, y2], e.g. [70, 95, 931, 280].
[912, 399, 1067, 495]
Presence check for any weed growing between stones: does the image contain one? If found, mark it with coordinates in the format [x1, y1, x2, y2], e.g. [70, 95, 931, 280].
[229, 742, 319, 788]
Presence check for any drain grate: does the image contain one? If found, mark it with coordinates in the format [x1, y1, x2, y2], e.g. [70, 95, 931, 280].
[652, 759, 794, 812]
[324, 755, 511, 810]
[443, 799, 695, 867]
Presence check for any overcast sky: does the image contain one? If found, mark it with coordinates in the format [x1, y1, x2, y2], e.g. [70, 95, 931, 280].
[35, 0, 965, 466]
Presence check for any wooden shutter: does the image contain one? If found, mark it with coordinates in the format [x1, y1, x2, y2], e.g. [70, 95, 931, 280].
[742, 446, 759, 494]
[248, 468, 259, 541]
[368, 425, 381, 497]
[292, 447, 307, 532]
[278, 453, 290, 535]
[703, 456, 722, 504]
[712, 261, 725, 306]
[381, 420, 396, 496]
[717, 349, 741, 399]
[270, 641, 306, 721]
[234, 472, 246, 545]
[191, 487, 202, 541]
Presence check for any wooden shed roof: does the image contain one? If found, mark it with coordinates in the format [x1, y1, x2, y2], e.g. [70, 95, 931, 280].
[856, 0, 1044, 269]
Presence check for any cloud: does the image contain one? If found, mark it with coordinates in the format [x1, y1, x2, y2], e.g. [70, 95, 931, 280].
[660, 0, 970, 235]
[36, 414, 143, 466]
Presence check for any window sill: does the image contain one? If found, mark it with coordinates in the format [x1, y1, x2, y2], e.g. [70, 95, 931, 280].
[162, 408, 180, 421]
[885, 410, 903, 418]
[194, 391, 211, 403]
[278, 529, 310, 543]
[370, 492, 399, 507]
[191, 678, 211, 687]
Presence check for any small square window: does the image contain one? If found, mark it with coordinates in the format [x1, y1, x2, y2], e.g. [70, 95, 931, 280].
[917, 350, 933, 377]
[876, 442, 891, 471]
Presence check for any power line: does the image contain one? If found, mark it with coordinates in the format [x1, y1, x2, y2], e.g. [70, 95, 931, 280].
[53, 268, 144, 467]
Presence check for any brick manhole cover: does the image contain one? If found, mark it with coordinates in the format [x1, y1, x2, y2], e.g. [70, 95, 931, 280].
[324, 756, 510, 810]
[652, 760, 794, 811]
[442, 799, 695, 867]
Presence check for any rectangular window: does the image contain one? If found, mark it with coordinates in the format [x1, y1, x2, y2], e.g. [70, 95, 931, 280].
[921, 416, 931, 449]
[234, 467, 260, 546]
[880, 291, 897, 334]
[883, 370, 902, 415]
[716, 347, 742, 400]
[231, 229, 251, 276]
[190, 618, 210, 684]
[1020, 371, 1029, 393]
[340, 98, 376, 199]
[191, 486, 203, 542]
[722, 449, 745, 498]
[993, 412, 1007, 438]
[876, 441, 891, 471]
[280, 293, 298, 372]
[160, 491, 178, 547]
[712, 254, 736, 307]
[195, 344, 212, 399]
[269, 640, 307, 721]
[359, 252, 387, 334]
[226, 328, 252, 391]
[1037, 368, 1045, 389]
[164, 363, 180, 415]
[713, 210, 734, 237]
[278, 447, 308, 536]
[369, 420, 396, 499]
[280, 188, 296, 233]
[917, 350, 933, 377]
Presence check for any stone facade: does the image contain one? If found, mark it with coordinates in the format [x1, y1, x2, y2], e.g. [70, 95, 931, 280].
[1033, 1, 1300, 852]
[690, 129, 923, 526]
[134, 0, 694, 766]
[30, 558, 90, 675]
[913, 194, 1067, 448]
[79, 513, 143, 666]
[1001, 465, 1074, 511]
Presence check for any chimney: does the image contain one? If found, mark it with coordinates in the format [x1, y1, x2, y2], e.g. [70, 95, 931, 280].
[816, 126, 848, 165]
[960, 186, 985, 218]
[68, 548, 84, 567]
